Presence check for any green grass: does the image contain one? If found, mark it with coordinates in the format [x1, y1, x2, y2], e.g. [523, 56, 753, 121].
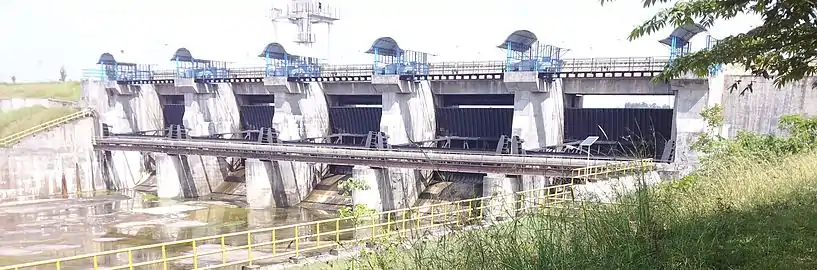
[320, 153, 817, 270]
[297, 114, 817, 270]
[0, 106, 79, 139]
[0, 81, 81, 101]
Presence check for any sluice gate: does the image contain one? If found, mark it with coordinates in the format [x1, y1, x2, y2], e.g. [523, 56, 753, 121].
[160, 95, 184, 131]
[238, 95, 275, 141]
[564, 108, 674, 160]
[435, 94, 514, 151]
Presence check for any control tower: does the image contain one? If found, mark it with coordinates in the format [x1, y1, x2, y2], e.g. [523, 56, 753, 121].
[269, 0, 340, 63]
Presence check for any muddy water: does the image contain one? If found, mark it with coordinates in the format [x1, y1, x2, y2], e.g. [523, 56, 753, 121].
[0, 190, 337, 268]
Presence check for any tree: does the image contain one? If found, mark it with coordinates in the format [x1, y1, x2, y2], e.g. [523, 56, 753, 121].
[59, 66, 67, 82]
[600, 0, 817, 91]
[10, 76, 15, 84]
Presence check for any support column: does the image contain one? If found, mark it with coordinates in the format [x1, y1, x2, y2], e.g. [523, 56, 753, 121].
[174, 83, 240, 198]
[482, 173, 517, 222]
[351, 166, 383, 212]
[97, 83, 163, 190]
[671, 78, 713, 175]
[252, 81, 330, 207]
[155, 154, 187, 198]
[509, 78, 564, 150]
[245, 158, 276, 208]
[378, 79, 436, 211]
[505, 74, 564, 206]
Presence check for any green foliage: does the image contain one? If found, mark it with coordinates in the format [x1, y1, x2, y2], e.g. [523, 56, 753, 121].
[337, 177, 370, 196]
[347, 152, 817, 270]
[337, 204, 376, 226]
[599, 0, 817, 89]
[695, 113, 817, 165]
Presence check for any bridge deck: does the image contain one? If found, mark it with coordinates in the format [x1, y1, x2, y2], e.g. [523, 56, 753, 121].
[96, 137, 635, 176]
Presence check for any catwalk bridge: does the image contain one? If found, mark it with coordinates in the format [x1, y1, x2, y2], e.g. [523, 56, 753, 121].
[108, 56, 671, 84]
[95, 135, 644, 176]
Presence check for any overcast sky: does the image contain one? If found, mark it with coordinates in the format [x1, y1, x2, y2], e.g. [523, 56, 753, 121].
[0, 0, 759, 106]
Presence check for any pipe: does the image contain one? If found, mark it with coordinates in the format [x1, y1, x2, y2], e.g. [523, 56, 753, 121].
[97, 137, 619, 167]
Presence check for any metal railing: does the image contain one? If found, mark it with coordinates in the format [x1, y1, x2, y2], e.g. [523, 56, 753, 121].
[0, 108, 94, 147]
[0, 161, 656, 270]
[89, 56, 670, 82]
[575, 158, 657, 180]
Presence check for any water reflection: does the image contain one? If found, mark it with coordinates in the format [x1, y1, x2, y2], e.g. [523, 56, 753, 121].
[0, 190, 335, 268]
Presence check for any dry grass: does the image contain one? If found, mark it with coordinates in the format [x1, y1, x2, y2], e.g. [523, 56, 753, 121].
[0, 82, 80, 101]
[0, 106, 79, 138]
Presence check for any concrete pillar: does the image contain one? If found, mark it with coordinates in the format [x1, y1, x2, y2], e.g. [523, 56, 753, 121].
[245, 158, 276, 208]
[671, 78, 713, 175]
[99, 84, 163, 190]
[351, 166, 383, 212]
[377, 80, 436, 211]
[482, 174, 517, 222]
[261, 81, 330, 207]
[510, 78, 564, 150]
[174, 83, 240, 198]
[155, 154, 186, 198]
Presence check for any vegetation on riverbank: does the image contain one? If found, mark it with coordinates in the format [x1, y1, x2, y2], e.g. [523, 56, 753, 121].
[0, 106, 79, 139]
[307, 111, 817, 270]
[0, 82, 80, 101]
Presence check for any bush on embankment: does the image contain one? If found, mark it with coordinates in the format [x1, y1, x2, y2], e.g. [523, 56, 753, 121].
[338, 113, 817, 270]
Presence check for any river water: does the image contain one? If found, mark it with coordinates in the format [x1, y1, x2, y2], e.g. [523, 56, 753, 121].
[0, 190, 337, 269]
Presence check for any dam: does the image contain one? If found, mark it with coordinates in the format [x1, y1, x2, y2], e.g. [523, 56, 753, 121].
[3, 1, 817, 269]
[77, 25, 718, 213]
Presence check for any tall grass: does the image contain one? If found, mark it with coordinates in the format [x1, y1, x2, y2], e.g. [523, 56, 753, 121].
[0, 82, 80, 101]
[310, 113, 817, 270]
[0, 106, 79, 138]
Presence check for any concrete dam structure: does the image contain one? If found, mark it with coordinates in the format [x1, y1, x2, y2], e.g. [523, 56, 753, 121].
[78, 28, 815, 212]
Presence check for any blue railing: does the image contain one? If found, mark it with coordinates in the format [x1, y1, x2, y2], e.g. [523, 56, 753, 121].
[81, 67, 154, 81]
[91, 57, 671, 81]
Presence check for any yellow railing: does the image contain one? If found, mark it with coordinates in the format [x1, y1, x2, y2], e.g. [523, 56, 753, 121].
[0, 108, 95, 147]
[571, 158, 656, 180]
[0, 183, 576, 270]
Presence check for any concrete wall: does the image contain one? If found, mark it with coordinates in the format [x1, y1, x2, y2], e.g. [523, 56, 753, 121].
[721, 75, 817, 136]
[0, 98, 76, 112]
[0, 116, 104, 200]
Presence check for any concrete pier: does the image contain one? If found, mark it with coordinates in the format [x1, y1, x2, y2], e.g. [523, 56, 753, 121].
[154, 83, 241, 199]
[351, 166, 383, 212]
[482, 173, 517, 221]
[671, 78, 713, 175]
[506, 75, 565, 202]
[377, 79, 436, 211]
[242, 81, 330, 208]
[91, 82, 163, 190]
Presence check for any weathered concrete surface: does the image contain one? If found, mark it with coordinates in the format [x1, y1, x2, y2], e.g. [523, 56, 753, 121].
[482, 174, 517, 221]
[165, 83, 240, 199]
[80, 81, 164, 191]
[511, 78, 564, 149]
[562, 78, 673, 95]
[377, 80, 436, 211]
[573, 171, 662, 203]
[240, 82, 331, 208]
[671, 78, 711, 175]
[0, 117, 103, 199]
[0, 98, 75, 112]
[431, 80, 509, 95]
[721, 75, 817, 136]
